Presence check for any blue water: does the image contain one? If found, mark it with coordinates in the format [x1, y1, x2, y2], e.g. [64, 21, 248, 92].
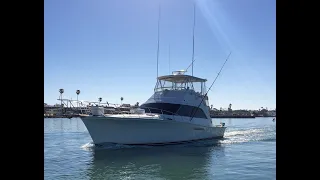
[44, 117, 276, 180]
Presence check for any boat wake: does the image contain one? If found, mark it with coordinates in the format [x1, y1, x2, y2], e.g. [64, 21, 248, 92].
[221, 125, 276, 144]
[81, 139, 221, 151]
[81, 142, 140, 151]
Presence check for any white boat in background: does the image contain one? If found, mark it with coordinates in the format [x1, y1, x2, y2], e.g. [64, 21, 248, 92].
[79, 5, 229, 145]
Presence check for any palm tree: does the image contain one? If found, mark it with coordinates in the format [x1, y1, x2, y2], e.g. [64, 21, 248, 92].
[59, 89, 64, 106]
[76, 90, 80, 107]
[59, 88, 64, 114]
[135, 102, 139, 107]
[98, 97, 102, 106]
[121, 97, 124, 105]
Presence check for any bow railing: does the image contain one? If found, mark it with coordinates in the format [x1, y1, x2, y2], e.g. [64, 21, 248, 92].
[89, 106, 184, 121]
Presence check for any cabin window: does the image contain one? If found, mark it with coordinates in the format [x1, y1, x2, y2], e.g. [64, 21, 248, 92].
[176, 105, 208, 119]
[140, 103, 208, 119]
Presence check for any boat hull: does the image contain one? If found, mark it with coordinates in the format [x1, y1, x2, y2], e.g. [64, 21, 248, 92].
[80, 116, 226, 145]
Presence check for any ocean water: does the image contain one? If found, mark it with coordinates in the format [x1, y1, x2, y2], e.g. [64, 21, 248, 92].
[44, 117, 276, 180]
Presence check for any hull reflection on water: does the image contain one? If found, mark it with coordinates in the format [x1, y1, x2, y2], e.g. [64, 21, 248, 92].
[84, 142, 225, 180]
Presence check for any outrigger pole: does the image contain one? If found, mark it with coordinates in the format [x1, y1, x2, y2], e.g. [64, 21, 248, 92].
[189, 52, 232, 121]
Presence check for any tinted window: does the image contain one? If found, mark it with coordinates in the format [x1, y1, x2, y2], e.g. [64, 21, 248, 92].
[176, 105, 208, 119]
[140, 103, 208, 119]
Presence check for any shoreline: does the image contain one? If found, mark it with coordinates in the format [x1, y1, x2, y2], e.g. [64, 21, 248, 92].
[44, 115, 275, 119]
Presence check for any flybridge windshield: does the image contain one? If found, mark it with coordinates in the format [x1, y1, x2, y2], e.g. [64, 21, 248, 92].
[154, 79, 207, 95]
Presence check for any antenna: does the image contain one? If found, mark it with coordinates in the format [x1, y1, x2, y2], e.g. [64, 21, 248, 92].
[191, 3, 196, 76]
[156, 5, 161, 78]
[169, 44, 171, 74]
[189, 52, 232, 122]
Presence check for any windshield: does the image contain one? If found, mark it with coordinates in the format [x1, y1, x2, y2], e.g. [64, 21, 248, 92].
[154, 79, 207, 95]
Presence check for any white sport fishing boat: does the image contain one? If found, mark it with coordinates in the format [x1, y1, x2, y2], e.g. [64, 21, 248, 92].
[80, 5, 228, 145]
[80, 70, 226, 145]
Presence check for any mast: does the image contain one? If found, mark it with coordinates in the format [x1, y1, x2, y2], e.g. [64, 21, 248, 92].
[191, 3, 196, 76]
[156, 5, 161, 78]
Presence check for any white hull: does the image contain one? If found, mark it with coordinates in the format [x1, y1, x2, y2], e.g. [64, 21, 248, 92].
[81, 116, 226, 145]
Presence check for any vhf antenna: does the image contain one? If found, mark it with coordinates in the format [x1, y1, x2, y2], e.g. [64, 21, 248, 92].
[156, 4, 161, 78]
[191, 3, 196, 76]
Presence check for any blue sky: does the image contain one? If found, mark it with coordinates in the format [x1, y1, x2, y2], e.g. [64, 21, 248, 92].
[44, 0, 276, 110]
